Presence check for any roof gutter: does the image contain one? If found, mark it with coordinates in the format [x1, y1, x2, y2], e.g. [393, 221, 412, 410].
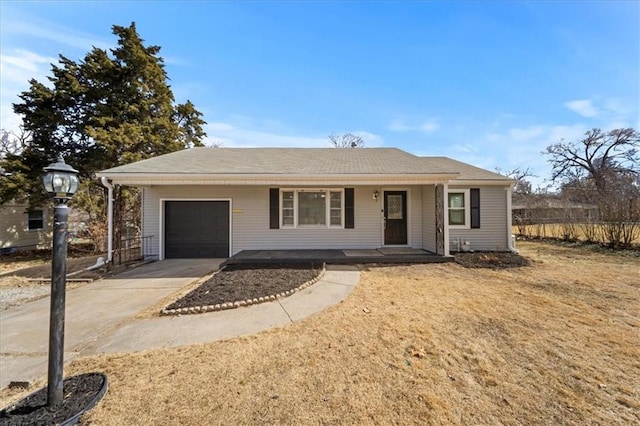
[94, 172, 462, 186]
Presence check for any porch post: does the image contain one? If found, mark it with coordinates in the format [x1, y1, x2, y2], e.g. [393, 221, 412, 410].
[506, 184, 515, 252]
[443, 183, 450, 256]
[100, 177, 114, 263]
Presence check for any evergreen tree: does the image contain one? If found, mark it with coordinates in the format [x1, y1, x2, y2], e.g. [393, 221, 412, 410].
[1, 22, 206, 252]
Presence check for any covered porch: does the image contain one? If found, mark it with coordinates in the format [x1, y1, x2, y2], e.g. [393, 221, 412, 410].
[222, 247, 453, 266]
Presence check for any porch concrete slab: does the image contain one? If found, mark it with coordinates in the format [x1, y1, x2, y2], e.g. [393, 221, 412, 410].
[377, 247, 428, 255]
[0, 259, 222, 388]
[343, 249, 383, 257]
[225, 248, 450, 265]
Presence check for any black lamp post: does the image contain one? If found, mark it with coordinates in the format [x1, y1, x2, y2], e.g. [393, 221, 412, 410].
[43, 156, 79, 406]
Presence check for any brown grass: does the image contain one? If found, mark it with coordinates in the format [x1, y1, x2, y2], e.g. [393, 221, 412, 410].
[0, 254, 105, 279]
[3, 241, 639, 425]
[514, 223, 640, 245]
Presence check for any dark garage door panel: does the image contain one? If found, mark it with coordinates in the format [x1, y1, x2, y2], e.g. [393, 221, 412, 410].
[165, 201, 229, 258]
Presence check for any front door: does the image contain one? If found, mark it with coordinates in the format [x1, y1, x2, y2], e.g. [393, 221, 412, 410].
[384, 191, 407, 245]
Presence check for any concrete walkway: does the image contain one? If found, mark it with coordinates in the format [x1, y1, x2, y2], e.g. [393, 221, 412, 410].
[0, 260, 359, 389]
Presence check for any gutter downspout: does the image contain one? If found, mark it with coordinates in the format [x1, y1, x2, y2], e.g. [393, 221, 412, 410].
[100, 177, 114, 263]
[506, 183, 518, 254]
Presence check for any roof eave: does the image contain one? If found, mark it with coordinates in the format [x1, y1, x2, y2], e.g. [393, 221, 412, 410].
[96, 172, 461, 186]
[448, 179, 514, 186]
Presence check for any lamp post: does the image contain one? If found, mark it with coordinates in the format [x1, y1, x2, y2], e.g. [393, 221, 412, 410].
[43, 156, 79, 406]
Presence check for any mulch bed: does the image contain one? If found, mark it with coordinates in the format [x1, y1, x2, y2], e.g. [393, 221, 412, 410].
[0, 373, 107, 425]
[455, 251, 530, 269]
[165, 263, 322, 311]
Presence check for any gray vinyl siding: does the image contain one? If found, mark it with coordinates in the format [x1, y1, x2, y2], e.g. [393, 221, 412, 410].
[448, 186, 510, 251]
[408, 186, 423, 249]
[422, 185, 436, 253]
[143, 185, 426, 258]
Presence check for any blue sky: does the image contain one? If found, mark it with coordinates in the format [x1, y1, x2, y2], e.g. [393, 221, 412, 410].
[1, 1, 638, 188]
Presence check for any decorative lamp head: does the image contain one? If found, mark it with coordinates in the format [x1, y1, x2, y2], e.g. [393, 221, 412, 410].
[43, 156, 79, 203]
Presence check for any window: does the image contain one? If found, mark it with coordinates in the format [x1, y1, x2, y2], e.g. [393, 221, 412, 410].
[27, 210, 44, 230]
[282, 191, 294, 226]
[447, 189, 480, 229]
[298, 192, 327, 226]
[448, 190, 469, 228]
[280, 189, 343, 228]
[329, 191, 343, 226]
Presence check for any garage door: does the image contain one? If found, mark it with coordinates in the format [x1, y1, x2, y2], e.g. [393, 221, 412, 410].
[164, 201, 229, 258]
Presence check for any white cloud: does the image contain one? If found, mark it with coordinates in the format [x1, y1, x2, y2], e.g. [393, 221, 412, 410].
[452, 144, 477, 153]
[3, 20, 110, 51]
[388, 119, 411, 132]
[207, 122, 236, 132]
[508, 125, 546, 141]
[419, 119, 440, 132]
[0, 17, 112, 131]
[352, 131, 384, 147]
[601, 98, 629, 117]
[0, 49, 58, 131]
[564, 99, 599, 118]
[0, 49, 55, 84]
[388, 117, 439, 133]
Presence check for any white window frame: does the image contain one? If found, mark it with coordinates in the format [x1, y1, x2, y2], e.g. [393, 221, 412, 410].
[280, 189, 344, 229]
[27, 209, 45, 231]
[447, 189, 470, 229]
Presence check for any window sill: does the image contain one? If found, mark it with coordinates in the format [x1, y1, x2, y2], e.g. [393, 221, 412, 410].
[280, 225, 345, 230]
[448, 224, 470, 230]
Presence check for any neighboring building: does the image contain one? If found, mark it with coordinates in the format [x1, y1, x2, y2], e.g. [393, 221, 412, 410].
[97, 147, 515, 259]
[512, 194, 599, 225]
[0, 203, 51, 253]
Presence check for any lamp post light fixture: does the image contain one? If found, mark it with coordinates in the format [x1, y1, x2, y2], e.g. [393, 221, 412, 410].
[42, 156, 79, 406]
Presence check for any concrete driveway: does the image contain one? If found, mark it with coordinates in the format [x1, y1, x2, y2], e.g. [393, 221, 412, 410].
[0, 260, 360, 389]
[0, 259, 222, 389]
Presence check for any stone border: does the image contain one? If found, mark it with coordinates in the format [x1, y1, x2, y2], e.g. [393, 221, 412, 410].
[160, 263, 326, 316]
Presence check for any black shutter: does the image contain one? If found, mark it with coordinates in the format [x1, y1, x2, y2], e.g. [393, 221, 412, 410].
[269, 188, 279, 229]
[345, 188, 354, 229]
[470, 188, 480, 229]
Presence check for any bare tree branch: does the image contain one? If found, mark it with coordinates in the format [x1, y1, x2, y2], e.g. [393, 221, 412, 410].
[496, 166, 536, 195]
[0, 127, 30, 159]
[328, 133, 365, 148]
[544, 128, 640, 194]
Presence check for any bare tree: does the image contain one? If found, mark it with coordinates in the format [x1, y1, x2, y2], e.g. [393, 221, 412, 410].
[499, 167, 538, 235]
[545, 128, 639, 195]
[497, 166, 535, 195]
[545, 128, 640, 247]
[328, 133, 365, 148]
[0, 128, 30, 159]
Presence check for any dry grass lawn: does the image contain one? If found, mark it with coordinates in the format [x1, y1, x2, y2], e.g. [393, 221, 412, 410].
[3, 241, 639, 425]
[513, 223, 640, 245]
[0, 254, 104, 279]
